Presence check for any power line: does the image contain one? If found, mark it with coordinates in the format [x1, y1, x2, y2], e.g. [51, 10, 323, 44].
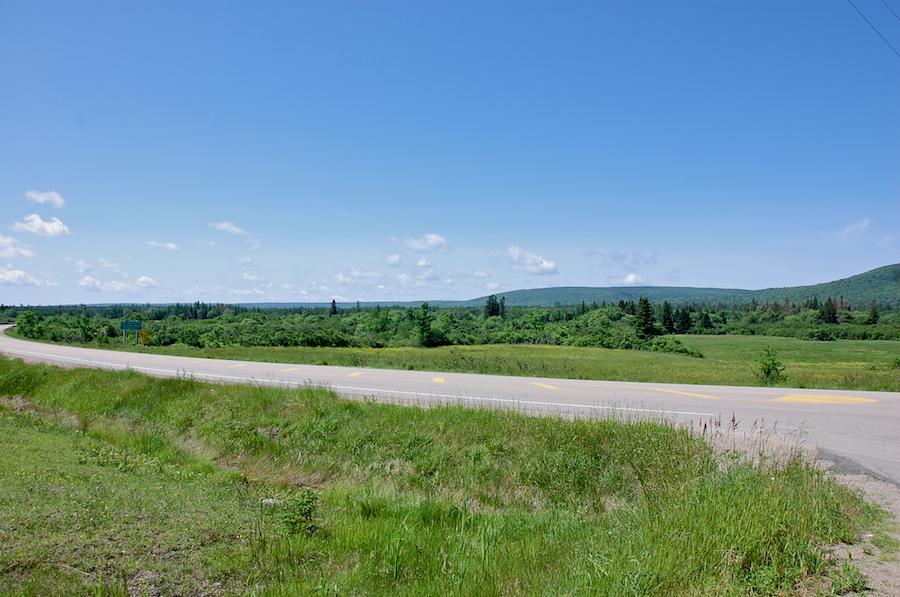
[879, 0, 900, 24]
[846, 0, 900, 59]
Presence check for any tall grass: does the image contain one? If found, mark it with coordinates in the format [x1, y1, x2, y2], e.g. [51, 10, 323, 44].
[0, 355, 888, 596]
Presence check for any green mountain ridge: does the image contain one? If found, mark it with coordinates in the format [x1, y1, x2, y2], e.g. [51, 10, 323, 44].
[237, 263, 899, 309]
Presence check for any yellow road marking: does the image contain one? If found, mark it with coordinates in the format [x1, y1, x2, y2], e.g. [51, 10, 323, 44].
[187, 360, 206, 364]
[229, 364, 247, 368]
[653, 388, 723, 400]
[281, 367, 299, 372]
[433, 377, 444, 384]
[770, 394, 878, 405]
[348, 372, 363, 377]
[531, 382, 560, 390]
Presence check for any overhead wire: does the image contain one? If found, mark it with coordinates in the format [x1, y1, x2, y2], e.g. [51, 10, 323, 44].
[845, 0, 900, 59]
[879, 0, 900, 24]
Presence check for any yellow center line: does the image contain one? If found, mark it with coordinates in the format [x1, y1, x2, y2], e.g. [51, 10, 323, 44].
[653, 388, 723, 400]
[348, 372, 363, 377]
[531, 382, 560, 390]
[229, 364, 247, 368]
[433, 377, 445, 384]
[186, 360, 206, 364]
[770, 394, 878, 405]
[281, 367, 299, 372]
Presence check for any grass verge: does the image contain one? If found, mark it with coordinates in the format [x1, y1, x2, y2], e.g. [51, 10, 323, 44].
[0, 355, 892, 596]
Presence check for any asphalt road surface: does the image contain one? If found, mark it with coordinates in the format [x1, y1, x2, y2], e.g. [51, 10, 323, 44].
[2, 324, 898, 486]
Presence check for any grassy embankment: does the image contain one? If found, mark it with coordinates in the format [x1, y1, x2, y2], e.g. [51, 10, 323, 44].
[1, 355, 894, 596]
[35, 331, 900, 391]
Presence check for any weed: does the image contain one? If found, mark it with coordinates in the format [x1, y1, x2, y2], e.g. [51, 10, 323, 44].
[275, 489, 320, 535]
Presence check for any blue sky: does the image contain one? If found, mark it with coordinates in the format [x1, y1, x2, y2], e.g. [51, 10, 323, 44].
[2, 0, 898, 305]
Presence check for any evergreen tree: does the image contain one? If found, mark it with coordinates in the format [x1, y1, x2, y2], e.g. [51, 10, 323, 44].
[661, 300, 675, 333]
[499, 297, 506, 319]
[330, 300, 338, 316]
[821, 297, 837, 324]
[866, 300, 879, 324]
[674, 308, 692, 334]
[484, 295, 500, 318]
[634, 297, 657, 340]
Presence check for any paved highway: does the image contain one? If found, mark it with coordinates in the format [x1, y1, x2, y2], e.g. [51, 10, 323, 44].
[2, 324, 898, 485]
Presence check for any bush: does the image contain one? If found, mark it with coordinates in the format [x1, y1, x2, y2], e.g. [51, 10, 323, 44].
[755, 345, 786, 385]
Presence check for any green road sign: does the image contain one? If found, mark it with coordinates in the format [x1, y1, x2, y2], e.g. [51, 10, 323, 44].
[120, 321, 143, 330]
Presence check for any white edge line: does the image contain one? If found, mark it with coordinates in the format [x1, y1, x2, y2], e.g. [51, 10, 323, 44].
[1, 347, 715, 418]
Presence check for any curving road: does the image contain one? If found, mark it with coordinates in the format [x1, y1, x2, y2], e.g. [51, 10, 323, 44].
[2, 324, 898, 486]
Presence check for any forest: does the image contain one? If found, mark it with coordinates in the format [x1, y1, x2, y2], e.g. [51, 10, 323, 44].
[4, 294, 898, 358]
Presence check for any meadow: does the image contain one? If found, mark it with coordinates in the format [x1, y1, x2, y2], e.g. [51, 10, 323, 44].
[59, 334, 900, 392]
[0, 355, 894, 596]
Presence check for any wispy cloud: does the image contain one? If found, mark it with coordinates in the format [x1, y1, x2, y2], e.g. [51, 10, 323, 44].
[245, 239, 260, 250]
[587, 251, 658, 271]
[416, 257, 431, 267]
[242, 273, 263, 281]
[11, 214, 71, 237]
[146, 241, 180, 251]
[210, 221, 247, 235]
[0, 235, 35, 258]
[607, 273, 645, 286]
[351, 269, 382, 278]
[99, 258, 126, 277]
[840, 218, 870, 242]
[473, 271, 488, 278]
[404, 233, 449, 253]
[387, 254, 401, 265]
[664, 268, 681, 283]
[0, 266, 43, 286]
[25, 190, 65, 208]
[78, 276, 137, 293]
[490, 246, 558, 275]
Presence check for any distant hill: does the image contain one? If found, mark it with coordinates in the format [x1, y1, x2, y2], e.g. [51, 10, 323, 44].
[234, 264, 899, 310]
[461, 263, 900, 308]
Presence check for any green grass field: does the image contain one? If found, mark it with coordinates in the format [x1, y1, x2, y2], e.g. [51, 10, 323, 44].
[50, 333, 900, 392]
[1, 355, 894, 596]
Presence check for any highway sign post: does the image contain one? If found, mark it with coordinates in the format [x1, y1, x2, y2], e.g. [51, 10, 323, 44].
[120, 320, 143, 346]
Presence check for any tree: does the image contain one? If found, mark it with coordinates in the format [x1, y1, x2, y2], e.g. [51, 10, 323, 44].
[498, 296, 506, 319]
[16, 310, 40, 338]
[415, 302, 438, 347]
[755, 345, 785, 386]
[821, 297, 837, 324]
[866, 300, 879, 325]
[633, 297, 657, 340]
[330, 300, 338, 316]
[661, 301, 675, 333]
[674, 308, 692, 334]
[484, 295, 500, 318]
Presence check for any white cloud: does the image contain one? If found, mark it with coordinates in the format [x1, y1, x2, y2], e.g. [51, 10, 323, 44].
[0, 266, 42, 286]
[77, 276, 101, 290]
[210, 221, 247, 235]
[397, 273, 425, 287]
[245, 239, 260, 250]
[229, 288, 266, 296]
[74, 260, 95, 273]
[351, 269, 382, 278]
[416, 257, 431, 267]
[242, 272, 263, 281]
[191, 241, 216, 248]
[25, 190, 65, 208]
[664, 268, 681, 283]
[238, 256, 258, 266]
[146, 241, 180, 251]
[490, 246, 558, 275]
[486, 282, 500, 290]
[840, 218, 870, 242]
[0, 235, 34, 258]
[11, 214, 71, 237]
[136, 276, 157, 287]
[473, 271, 488, 278]
[405, 233, 449, 253]
[334, 274, 353, 284]
[387, 254, 401, 265]
[99, 258, 125, 276]
[78, 276, 136, 293]
[607, 273, 645, 286]
[588, 251, 658, 272]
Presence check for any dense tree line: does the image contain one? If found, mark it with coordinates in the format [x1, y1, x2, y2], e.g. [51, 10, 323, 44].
[5, 295, 898, 357]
